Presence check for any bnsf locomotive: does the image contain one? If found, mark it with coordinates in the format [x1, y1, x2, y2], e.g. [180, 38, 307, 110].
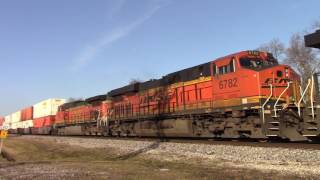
[2, 50, 320, 141]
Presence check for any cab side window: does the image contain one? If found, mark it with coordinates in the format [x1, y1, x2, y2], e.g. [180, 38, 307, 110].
[217, 58, 236, 75]
[230, 57, 236, 72]
[212, 63, 217, 76]
[218, 66, 228, 74]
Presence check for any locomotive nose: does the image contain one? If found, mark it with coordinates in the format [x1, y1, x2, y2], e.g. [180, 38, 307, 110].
[261, 65, 293, 85]
[260, 64, 301, 103]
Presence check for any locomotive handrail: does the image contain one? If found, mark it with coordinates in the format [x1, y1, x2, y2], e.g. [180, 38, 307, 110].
[310, 75, 315, 120]
[273, 82, 291, 118]
[299, 85, 306, 104]
[96, 110, 101, 128]
[297, 79, 311, 117]
[261, 84, 273, 125]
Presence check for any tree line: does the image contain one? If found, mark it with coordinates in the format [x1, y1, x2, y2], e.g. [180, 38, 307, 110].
[257, 20, 320, 87]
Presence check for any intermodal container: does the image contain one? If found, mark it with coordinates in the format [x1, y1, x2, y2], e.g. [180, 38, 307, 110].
[16, 120, 33, 129]
[0, 117, 4, 126]
[4, 115, 12, 124]
[16, 121, 24, 129]
[21, 107, 33, 121]
[33, 98, 66, 119]
[10, 122, 19, 130]
[33, 115, 55, 128]
[22, 120, 34, 128]
[11, 111, 21, 123]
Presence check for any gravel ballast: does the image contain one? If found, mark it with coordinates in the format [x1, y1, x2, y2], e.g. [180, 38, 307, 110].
[19, 136, 320, 177]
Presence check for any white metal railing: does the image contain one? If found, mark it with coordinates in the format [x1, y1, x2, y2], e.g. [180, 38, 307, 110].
[273, 82, 291, 117]
[96, 110, 101, 128]
[299, 85, 306, 104]
[262, 84, 273, 125]
[297, 79, 311, 117]
[311, 75, 315, 119]
[103, 109, 113, 131]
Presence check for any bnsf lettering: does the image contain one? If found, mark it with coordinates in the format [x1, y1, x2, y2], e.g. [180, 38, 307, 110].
[219, 78, 238, 89]
[264, 78, 290, 84]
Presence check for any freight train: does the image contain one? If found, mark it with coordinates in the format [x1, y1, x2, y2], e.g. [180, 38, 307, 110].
[1, 50, 320, 141]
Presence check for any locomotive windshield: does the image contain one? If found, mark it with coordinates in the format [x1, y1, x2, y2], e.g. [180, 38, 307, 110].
[239, 57, 278, 70]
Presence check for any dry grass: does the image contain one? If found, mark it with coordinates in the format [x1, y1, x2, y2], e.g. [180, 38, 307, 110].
[0, 137, 306, 180]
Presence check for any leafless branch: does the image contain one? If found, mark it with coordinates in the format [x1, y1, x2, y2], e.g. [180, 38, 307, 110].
[257, 38, 285, 61]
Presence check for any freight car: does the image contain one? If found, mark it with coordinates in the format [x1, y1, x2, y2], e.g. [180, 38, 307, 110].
[31, 98, 66, 135]
[17, 106, 33, 134]
[50, 50, 316, 141]
[0, 117, 4, 127]
[0, 99, 66, 135]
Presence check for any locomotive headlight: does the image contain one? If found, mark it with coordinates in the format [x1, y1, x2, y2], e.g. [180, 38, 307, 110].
[285, 68, 289, 77]
[277, 70, 283, 77]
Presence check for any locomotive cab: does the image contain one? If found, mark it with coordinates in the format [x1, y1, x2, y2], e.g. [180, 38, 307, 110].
[212, 50, 304, 140]
[238, 51, 301, 104]
[239, 53, 278, 71]
[212, 51, 300, 109]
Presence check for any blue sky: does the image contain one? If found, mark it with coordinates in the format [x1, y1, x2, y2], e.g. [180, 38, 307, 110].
[0, 0, 319, 116]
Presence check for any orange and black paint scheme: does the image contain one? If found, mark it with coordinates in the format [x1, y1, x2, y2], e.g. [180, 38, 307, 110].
[52, 50, 316, 141]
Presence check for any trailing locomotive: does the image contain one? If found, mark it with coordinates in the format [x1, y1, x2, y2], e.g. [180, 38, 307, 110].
[3, 50, 320, 141]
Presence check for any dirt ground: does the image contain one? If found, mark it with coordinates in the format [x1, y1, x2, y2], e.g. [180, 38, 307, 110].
[0, 136, 310, 180]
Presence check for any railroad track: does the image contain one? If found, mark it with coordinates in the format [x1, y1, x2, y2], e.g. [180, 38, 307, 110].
[13, 134, 320, 150]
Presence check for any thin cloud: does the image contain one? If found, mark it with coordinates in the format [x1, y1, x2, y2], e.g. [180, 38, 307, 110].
[71, 2, 163, 71]
[106, 0, 126, 20]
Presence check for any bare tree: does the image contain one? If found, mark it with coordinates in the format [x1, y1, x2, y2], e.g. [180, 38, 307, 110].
[285, 33, 320, 86]
[257, 21, 320, 89]
[311, 19, 320, 31]
[258, 38, 285, 61]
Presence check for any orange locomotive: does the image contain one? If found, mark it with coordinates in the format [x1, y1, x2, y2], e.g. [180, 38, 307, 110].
[55, 95, 107, 135]
[54, 50, 308, 141]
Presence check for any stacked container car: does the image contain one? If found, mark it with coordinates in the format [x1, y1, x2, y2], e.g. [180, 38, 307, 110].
[9, 110, 29, 134]
[3, 115, 11, 131]
[32, 98, 66, 134]
[6, 112, 21, 134]
[0, 117, 4, 127]
[19, 106, 34, 134]
[12, 111, 22, 133]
